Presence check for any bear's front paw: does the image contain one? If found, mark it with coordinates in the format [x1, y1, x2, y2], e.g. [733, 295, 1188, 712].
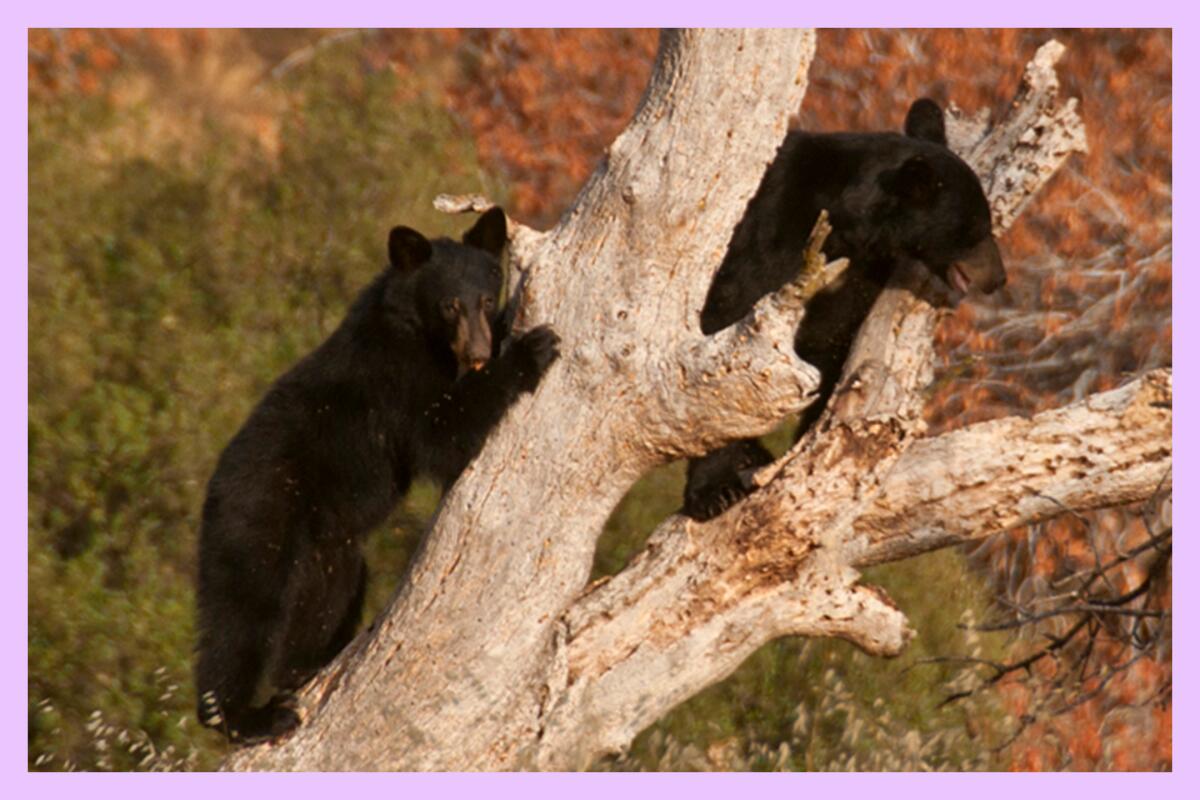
[514, 325, 561, 385]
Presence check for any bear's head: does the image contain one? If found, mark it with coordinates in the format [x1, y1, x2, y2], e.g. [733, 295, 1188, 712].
[387, 208, 507, 376]
[875, 98, 1006, 301]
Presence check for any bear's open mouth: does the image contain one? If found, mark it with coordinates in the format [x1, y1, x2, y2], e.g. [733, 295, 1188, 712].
[950, 263, 972, 294]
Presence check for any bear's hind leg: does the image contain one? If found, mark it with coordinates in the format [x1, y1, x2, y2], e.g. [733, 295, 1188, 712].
[273, 544, 367, 691]
[195, 600, 300, 743]
[323, 558, 368, 663]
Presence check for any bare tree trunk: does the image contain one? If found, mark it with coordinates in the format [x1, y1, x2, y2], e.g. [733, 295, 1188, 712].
[226, 31, 1169, 772]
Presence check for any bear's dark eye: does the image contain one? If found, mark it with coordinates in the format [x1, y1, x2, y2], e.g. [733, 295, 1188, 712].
[482, 297, 495, 312]
[441, 298, 461, 320]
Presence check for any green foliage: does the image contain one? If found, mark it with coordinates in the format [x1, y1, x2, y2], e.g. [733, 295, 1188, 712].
[28, 45, 499, 771]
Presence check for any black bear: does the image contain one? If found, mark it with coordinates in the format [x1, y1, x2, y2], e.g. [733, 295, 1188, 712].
[683, 99, 1006, 521]
[195, 208, 560, 743]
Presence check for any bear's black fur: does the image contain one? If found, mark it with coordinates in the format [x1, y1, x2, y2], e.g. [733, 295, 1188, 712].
[195, 209, 559, 743]
[683, 99, 1006, 521]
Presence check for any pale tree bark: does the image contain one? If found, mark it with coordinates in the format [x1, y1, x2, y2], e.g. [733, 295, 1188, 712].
[226, 30, 1170, 771]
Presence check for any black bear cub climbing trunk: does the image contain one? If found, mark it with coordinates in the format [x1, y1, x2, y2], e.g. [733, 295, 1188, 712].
[195, 208, 560, 743]
[683, 98, 1007, 522]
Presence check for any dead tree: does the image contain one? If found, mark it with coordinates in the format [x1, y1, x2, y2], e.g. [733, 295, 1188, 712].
[226, 30, 1171, 771]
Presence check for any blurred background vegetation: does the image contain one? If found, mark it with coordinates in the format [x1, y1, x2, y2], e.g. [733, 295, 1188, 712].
[28, 29, 1170, 771]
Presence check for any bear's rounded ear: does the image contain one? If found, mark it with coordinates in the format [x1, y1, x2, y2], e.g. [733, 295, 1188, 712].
[904, 98, 947, 146]
[883, 155, 940, 206]
[462, 207, 507, 257]
[388, 226, 433, 271]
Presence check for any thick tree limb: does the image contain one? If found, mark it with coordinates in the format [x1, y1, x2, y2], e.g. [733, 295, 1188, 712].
[855, 368, 1172, 566]
[543, 369, 1170, 765]
[225, 35, 1168, 772]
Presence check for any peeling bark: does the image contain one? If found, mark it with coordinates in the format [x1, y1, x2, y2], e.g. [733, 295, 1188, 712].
[855, 369, 1172, 567]
[225, 34, 1168, 772]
